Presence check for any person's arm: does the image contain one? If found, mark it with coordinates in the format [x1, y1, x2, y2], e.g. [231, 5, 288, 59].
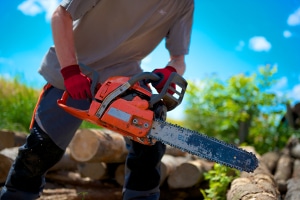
[151, 55, 186, 93]
[51, 5, 92, 99]
[51, 5, 77, 68]
[167, 55, 186, 76]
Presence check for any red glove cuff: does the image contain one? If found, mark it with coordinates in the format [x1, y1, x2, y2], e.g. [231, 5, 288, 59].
[165, 66, 177, 73]
[61, 65, 81, 80]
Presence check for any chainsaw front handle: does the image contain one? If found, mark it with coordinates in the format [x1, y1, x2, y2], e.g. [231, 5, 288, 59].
[128, 72, 188, 111]
[148, 72, 187, 111]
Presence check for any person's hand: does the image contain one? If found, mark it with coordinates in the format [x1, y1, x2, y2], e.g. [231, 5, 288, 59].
[61, 64, 92, 99]
[151, 66, 177, 93]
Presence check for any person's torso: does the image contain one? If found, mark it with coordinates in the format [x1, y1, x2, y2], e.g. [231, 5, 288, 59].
[39, 0, 193, 88]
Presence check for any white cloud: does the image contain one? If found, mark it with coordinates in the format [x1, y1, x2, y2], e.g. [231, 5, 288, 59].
[18, 0, 60, 21]
[269, 75, 288, 98]
[289, 84, 300, 101]
[248, 36, 271, 52]
[287, 7, 300, 26]
[235, 40, 245, 51]
[283, 30, 292, 38]
[274, 76, 288, 90]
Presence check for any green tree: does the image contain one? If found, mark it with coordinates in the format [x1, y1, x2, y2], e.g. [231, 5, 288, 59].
[184, 65, 290, 154]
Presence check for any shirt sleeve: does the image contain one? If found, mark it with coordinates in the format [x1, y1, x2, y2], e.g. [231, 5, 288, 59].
[166, 0, 194, 56]
[60, 0, 101, 20]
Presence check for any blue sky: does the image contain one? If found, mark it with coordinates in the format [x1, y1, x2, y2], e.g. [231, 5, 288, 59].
[1, 0, 300, 118]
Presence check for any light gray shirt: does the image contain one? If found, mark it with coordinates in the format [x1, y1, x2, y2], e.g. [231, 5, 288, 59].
[39, 0, 194, 89]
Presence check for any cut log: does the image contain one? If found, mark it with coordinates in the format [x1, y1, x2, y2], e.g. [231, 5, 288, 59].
[77, 162, 108, 180]
[227, 162, 280, 200]
[115, 164, 125, 186]
[285, 178, 300, 200]
[13, 131, 27, 147]
[167, 159, 204, 189]
[0, 154, 13, 183]
[274, 154, 293, 181]
[0, 147, 18, 183]
[165, 145, 187, 157]
[260, 151, 280, 173]
[0, 147, 19, 161]
[160, 155, 190, 185]
[0, 130, 15, 150]
[291, 143, 300, 159]
[274, 154, 293, 193]
[69, 129, 128, 163]
[49, 148, 77, 172]
[45, 170, 114, 188]
[114, 155, 194, 187]
[292, 159, 300, 178]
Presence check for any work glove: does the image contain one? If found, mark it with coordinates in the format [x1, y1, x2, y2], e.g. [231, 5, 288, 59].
[61, 64, 92, 100]
[151, 66, 177, 93]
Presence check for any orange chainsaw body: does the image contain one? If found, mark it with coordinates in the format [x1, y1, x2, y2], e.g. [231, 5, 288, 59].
[58, 76, 155, 145]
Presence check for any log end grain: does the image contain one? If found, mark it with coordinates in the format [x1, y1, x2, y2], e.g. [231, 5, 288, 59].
[69, 129, 101, 162]
[167, 160, 204, 189]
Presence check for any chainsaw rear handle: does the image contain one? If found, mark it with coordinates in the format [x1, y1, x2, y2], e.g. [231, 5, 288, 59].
[79, 62, 99, 99]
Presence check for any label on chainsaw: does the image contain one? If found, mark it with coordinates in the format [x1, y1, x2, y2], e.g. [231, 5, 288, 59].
[149, 119, 258, 172]
[108, 107, 131, 122]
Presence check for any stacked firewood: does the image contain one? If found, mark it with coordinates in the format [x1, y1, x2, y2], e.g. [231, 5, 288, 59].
[227, 136, 300, 200]
[55, 128, 215, 190]
[1, 128, 300, 200]
[0, 129, 214, 199]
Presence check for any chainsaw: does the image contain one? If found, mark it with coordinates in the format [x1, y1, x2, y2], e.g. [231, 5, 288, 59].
[57, 64, 258, 172]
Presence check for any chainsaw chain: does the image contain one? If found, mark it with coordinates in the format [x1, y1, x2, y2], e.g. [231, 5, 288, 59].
[149, 119, 259, 172]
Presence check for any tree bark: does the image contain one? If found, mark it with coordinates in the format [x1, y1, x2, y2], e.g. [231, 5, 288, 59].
[274, 154, 293, 193]
[285, 178, 300, 200]
[69, 129, 128, 163]
[227, 162, 280, 200]
[238, 115, 252, 144]
[292, 159, 300, 178]
[260, 151, 280, 173]
[286, 103, 295, 129]
[0, 130, 15, 150]
[291, 143, 300, 159]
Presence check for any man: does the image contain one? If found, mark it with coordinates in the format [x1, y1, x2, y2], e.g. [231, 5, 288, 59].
[0, 0, 194, 199]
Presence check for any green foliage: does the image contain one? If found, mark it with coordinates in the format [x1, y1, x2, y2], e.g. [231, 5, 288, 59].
[0, 76, 39, 132]
[201, 164, 240, 200]
[80, 121, 102, 129]
[0, 76, 100, 131]
[184, 65, 289, 154]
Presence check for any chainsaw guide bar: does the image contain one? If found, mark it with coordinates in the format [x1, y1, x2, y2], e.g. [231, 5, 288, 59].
[149, 119, 259, 172]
